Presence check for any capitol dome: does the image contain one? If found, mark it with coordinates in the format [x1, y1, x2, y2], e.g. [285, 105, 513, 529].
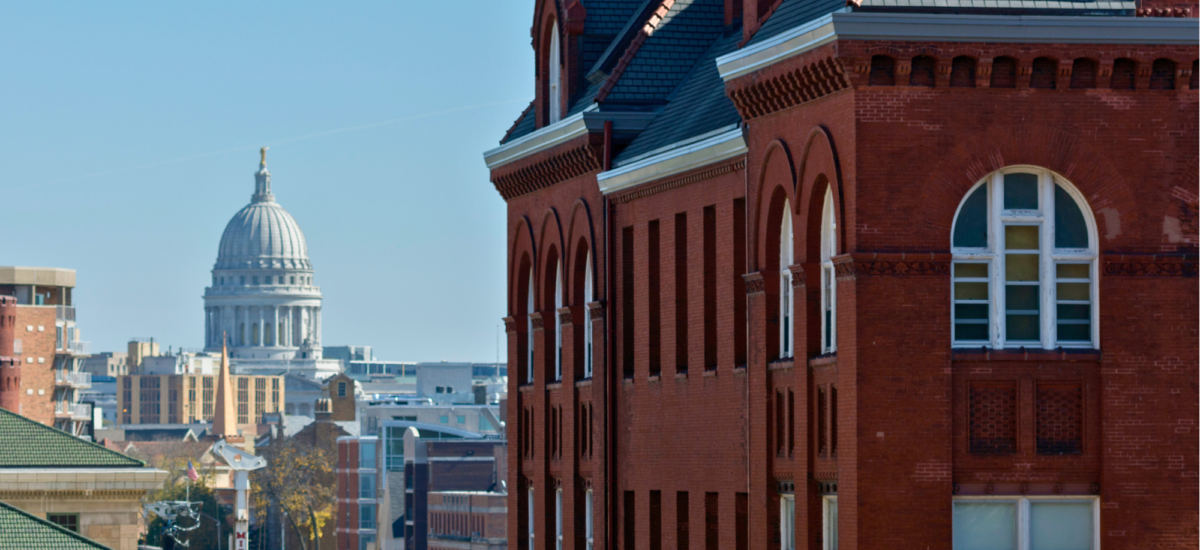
[216, 201, 311, 270]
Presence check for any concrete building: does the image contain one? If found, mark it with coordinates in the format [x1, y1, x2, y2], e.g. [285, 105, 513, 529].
[81, 352, 130, 377]
[359, 401, 503, 438]
[116, 371, 283, 434]
[202, 151, 340, 379]
[126, 339, 160, 373]
[138, 350, 220, 376]
[427, 491, 508, 550]
[0, 407, 167, 550]
[0, 266, 92, 435]
[417, 363, 475, 405]
[486, 1, 1198, 548]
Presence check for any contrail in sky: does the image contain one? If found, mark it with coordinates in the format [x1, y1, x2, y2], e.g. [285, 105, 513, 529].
[42, 98, 528, 185]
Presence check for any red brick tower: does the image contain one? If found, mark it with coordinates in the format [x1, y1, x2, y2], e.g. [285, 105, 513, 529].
[0, 295, 19, 414]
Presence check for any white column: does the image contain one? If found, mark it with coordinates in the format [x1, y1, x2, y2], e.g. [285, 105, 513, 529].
[314, 307, 321, 347]
[257, 307, 264, 346]
[242, 306, 249, 347]
[272, 306, 279, 347]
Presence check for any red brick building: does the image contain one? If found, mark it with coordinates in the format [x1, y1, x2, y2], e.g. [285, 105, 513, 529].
[485, 0, 1197, 548]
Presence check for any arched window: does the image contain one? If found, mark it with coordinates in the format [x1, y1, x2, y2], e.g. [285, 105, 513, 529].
[583, 252, 593, 378]
[951, 167, 1097, 348]
[779, 200, 794, 358]
[820, 188, 837, 354]
[527, 277, 535, 384]
[548, 22, 562, 124]
[554, 262, 563, 381]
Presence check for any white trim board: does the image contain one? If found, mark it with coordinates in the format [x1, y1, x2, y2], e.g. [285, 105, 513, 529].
[717, 12, 1200, 81]
[596, 126, 746, 195]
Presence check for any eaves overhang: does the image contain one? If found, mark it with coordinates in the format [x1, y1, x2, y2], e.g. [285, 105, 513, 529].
[597, 125, 746, 195]
[717, 12, 1200, 81]
[484, 105, 660, 172]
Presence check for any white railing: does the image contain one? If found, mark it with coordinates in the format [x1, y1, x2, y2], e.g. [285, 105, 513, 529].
[67, 341, 91, 355]
[55, 402, 92, 420]
[55, 370, 92, 388]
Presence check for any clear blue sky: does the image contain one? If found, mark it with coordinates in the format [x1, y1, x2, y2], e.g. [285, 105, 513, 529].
[0, 2, 532, 363]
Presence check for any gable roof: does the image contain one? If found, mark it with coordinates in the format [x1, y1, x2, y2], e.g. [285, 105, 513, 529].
[0, 500, 114, 549]
[0, 409, 144, 468]
[747, 0, 847, 46]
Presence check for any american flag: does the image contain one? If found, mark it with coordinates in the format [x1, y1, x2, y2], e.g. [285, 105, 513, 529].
[186, 460, 200, 482]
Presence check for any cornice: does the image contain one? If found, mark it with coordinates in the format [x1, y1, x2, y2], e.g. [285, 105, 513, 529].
[599, 126, 746, 195]
[614, 158, 746, 204]
[491, 137, 604, 201]
[727, 55, 851, 120]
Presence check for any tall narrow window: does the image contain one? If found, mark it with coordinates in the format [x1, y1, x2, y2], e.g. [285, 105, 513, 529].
[649, 220, 662, 376]
[820, 189, 837, 354]
[622, 227, 635, 379]
[677, 492, 690, 550]
[823, 496, 838, 550]
[780, 200, 794, 358]
[675, 213, 689, 373]
[529, 488, 536, 550]
[703, 206, 717, 370]
[528, 278, 536, 384]
[586, 489, 595, 550]
[548, 23, 562, 124]
[734, 198, 747, 366]
[780, 495, 795, 550]
[584, 252, 594, 378]
[556, 488, 564, 550]
[625, 491, 636, 550]
[555, 263, 563, 381]
[651, 490, 662, 550]
[951, 167, 1097, 348]
[705, 493, 719, 550]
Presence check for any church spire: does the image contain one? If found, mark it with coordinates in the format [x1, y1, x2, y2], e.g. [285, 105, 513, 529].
[252, 147, 274, 203]
[213, 336, 241, 443]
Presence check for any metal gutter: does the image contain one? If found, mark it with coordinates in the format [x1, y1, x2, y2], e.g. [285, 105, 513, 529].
[717, 12, 1200, 81]
[483, 106, 659, 171]
[596, 125, 747, 195]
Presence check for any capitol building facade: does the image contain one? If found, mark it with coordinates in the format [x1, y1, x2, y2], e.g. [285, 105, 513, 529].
[202, 151, 341, 379]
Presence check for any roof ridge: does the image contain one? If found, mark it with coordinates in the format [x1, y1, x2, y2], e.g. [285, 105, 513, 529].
[0, 408, 145, 468]
[596, 0, 678, 102]
[0, 500, 114, 549]
[501, 101, 536, 143]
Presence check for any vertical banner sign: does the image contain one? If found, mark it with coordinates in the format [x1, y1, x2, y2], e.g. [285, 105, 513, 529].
[235, 527, 249, 550]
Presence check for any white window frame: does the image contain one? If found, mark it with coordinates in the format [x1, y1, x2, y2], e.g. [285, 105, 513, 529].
[952, 495, 1100, 550]
[950, 166, 1099, 349]
[820, 188, 837, 354]
[548, 22, 562, 124]
[527, 277, 535, 384]
[529, 487, 536, 550]
[555, 263, 563, 381]
[583, 253, 593, 379]
[780, 200, 795, 358]
[822, 495, 838, 550]
[585, 489, 594, 550]
[780, 494, 796, 550]
[555, 488, 564, 550]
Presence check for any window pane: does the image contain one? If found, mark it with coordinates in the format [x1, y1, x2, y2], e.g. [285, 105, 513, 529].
[1004, 173, 1039, 210]
[954, 185, 989, 248]
[1055, 184, 1089, 249]
[1005, 254, 1039, 281]
[1057, 323, 1091, 342]
[955, 304, 989, 319]
[955, 263, 988, 278]
[1005, 226, 1040, 251]
[1030, 502, 1092, 550]
[1056, 264, 1089, 279]
[1007, 314, 1040, 341]
[955, 323, 989, 341]
[1006, 286, 1039, 311]
[953, 503, 1017, 550]
[956, 282, 989, 300]
[1057, 304, 1091, 320]
[1056, 283, 1090, 301]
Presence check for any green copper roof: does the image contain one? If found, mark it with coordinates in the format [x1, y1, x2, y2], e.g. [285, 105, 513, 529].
[0, 409, 144, 468]
[0, 500, 114, 549]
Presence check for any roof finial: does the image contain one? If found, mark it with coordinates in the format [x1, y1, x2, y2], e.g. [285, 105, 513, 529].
[253, 148, 274, 203]
[260, 146, 269, 166]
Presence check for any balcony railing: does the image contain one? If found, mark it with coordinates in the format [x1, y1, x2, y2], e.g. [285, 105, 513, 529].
[66, 341, 91, 355]
[55, 370, 92, 388]
[55, 402, 92, 420]
[56, 306, 75, 322]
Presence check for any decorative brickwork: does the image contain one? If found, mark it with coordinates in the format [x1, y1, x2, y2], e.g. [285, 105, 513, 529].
[614, 159, 746, 204]
[1037, 384, 1084, 455]
[1102, 254, 1198, 277]
[742, 272, 765, 295]
[833, 253, 952, 280]
[727, 57, 851, 120]
[493, 143, 603, 200]
[969, 383, 1017, 454]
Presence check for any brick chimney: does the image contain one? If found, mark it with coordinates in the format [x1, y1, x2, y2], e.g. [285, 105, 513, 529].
[0, 296, 19, 414]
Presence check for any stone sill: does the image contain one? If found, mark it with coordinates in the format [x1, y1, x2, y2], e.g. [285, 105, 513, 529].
[808, 354, 838, 368]
[574, 378, 593, 388]
[703, 369, 717, 378]
[768, 359, 794, 371]
[951, 348, 1101, 362]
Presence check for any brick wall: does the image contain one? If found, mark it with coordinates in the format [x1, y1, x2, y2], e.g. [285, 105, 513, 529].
[15, 307, 56, 425]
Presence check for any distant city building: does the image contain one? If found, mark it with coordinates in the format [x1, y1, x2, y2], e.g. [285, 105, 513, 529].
[0, 266, 92, 435]
[79, 375, 117, 430]
[80, 352, 130, 377]
[417, 363, 474, 405]
[359, 401, 503, 438]
[202, 152, 340, 379]
[138, 350, 220, 376]
[116, 372, 284, 433]
[125, 338, 160, 373]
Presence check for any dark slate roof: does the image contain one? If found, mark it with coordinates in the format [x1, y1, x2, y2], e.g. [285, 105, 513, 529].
[0, 408, 145, 468]
[569, 80, 605, 115]
[614, 25, 743, 164]
[581, 0, 648, 71]
[747, 0, 847, 46]
[500, 102, 536, 145]
[603, 0, 728, 103]
[0, 500, 114, 549]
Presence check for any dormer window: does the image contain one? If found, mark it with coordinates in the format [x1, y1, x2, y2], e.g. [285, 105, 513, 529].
[548, 22, 562, 124]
